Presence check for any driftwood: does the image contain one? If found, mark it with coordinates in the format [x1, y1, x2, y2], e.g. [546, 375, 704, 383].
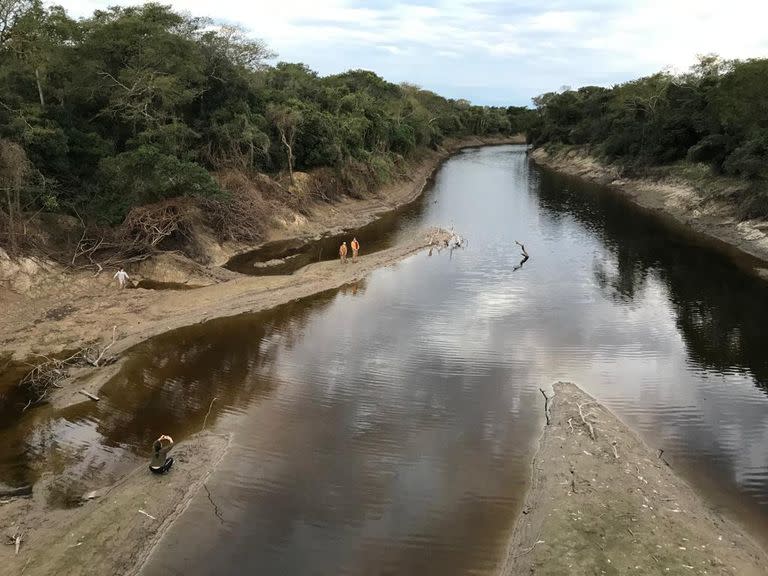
[577, 402, 596, 440]
[18, 327, 119, 411]
[201, 397, 218, 432]
[513, 240, 530, 271]
[4, 526, 24, 555]
[0, 485, 31, 498]
[78, 390, 100, 402]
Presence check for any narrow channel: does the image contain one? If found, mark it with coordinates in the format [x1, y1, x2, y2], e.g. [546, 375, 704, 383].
[3, 145, 768, 575]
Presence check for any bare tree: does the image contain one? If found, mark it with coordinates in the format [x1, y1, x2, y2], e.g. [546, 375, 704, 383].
[0, 139, 30, 253]
[267, 104, 301, 185]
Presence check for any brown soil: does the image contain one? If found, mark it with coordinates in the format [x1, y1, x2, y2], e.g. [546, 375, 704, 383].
[530, 148, 768, 272]
[502, 382, 768, 576]
[0, 432, 230, 576]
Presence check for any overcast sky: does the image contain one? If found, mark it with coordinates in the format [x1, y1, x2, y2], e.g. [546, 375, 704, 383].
[54, 0, 768, 106]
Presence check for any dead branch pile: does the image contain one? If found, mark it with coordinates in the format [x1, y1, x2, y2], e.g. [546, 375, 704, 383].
[70, 199, 195, 274]
[203, 170, 276, 242]
[121, 200, 192, 249]
[18, 327, 117, 410]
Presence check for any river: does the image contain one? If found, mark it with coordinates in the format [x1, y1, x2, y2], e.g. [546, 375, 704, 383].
[3, 145, 768, 574]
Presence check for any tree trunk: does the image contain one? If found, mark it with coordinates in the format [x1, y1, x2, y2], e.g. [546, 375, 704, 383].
[278, 128, 294, 185]
[34, 67, 45, 109]
[5, 187, 17, 254]
[35, 67, 45, 108]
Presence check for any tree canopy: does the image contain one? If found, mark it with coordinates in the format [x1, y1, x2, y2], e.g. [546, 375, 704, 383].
[527, 55, 768, 216]
[0, 1, 526, 231]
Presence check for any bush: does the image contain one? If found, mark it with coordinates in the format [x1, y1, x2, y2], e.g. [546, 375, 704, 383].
[94, 145, 220, 224]
[723, 134, 768, 179]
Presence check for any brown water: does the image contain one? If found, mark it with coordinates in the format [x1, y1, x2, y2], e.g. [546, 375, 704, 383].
[224, 190, 431, 276]
[3, 145, 768, 574]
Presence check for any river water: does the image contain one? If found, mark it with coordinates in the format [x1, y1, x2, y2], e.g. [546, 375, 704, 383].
[3, 145, 768, 574]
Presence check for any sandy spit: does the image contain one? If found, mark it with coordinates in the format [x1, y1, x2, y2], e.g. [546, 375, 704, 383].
[501, 382, 768, 576]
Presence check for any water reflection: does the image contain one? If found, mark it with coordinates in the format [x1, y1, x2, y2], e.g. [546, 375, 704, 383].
[535, 168, 768, 391]
[0, 290, 343, 503]
[3, 145, 768, 574]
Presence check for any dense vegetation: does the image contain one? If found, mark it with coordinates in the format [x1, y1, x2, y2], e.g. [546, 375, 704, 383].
[527, 55, 768, 217]
[0, 1, 526, 253]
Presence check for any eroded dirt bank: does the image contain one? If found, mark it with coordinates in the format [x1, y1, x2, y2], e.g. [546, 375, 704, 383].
[1, 136, 518, 401]
[502, 382, 768, 576]
[530, 147, 768, 274]
[0, 138, 510, 576]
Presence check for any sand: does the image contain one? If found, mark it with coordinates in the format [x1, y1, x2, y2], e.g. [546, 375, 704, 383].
[501, 382, 768, 576]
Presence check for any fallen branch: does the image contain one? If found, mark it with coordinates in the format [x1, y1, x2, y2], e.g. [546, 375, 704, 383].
[515, 240, 530, 260]
[577, 403, 596, 440]
[0, 485, 32, 498]
[78, 390, 100, 402]
[539, 388, 551, 425]
[513, 241, 530, 271]
[511, 539, 545, 559]
[567, 417, 574, 433]
[18, 329, 119, 410]
[138, 509, 156, 520]
[82, 325, 117, 367]
[611, 440, 619, 459]
[201, 397, 218, 432]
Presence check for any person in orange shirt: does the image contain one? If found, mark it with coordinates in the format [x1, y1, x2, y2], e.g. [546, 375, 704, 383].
[339, 241, 348, 264]
[350, 237, 360, 260]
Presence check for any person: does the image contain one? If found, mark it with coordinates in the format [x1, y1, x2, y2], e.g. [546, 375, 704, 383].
[114, 267, 130, 289]
[339, 241, 348, 264]
[350, 237, 360, 260]
[149, 434, 174, 474]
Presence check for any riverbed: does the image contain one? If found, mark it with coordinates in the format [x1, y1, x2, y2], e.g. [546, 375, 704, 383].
[3, 145, 768, 575]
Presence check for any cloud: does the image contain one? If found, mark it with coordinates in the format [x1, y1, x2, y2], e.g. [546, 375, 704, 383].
[50, 0, 768, 105]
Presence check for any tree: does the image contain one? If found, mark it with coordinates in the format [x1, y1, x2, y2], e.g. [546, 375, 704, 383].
[267, 104, 302, 184]
[0, 138, 30, 253]
[0, 0, 30, 46]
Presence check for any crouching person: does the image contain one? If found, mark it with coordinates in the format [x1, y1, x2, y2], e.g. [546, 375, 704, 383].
[149, 434, 174, 474]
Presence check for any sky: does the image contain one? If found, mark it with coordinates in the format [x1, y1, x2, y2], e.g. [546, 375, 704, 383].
[53, 0, 768, 106]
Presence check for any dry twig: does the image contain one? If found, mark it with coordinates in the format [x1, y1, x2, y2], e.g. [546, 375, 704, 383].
[577, 402, 596, 440]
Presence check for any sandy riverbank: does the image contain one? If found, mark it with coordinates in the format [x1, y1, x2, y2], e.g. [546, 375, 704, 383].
[502, 382, 768, 576]
[5, 226, 455, 410]
[1, 136, 520, 406]
[530, 147, 768, 276]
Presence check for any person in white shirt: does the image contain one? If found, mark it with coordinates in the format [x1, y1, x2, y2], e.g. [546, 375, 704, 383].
[114, 267, 130, 289]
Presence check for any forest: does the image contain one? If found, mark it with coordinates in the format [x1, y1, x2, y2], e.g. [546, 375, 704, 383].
[527, 55, 768, 218]
[0, 0, 527, 254]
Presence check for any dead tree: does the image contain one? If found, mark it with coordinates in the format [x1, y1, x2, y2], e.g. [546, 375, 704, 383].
[267, 105, 301, 185]
[512, 240, 530, 272]
[18, 327, 118, 410]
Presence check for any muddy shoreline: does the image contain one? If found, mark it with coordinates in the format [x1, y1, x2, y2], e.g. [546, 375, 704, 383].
[529, 147, 768, 278]
[1, 136, 520, 405]
[502, 382, 768, 576]
[0, 139, 512, 576]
